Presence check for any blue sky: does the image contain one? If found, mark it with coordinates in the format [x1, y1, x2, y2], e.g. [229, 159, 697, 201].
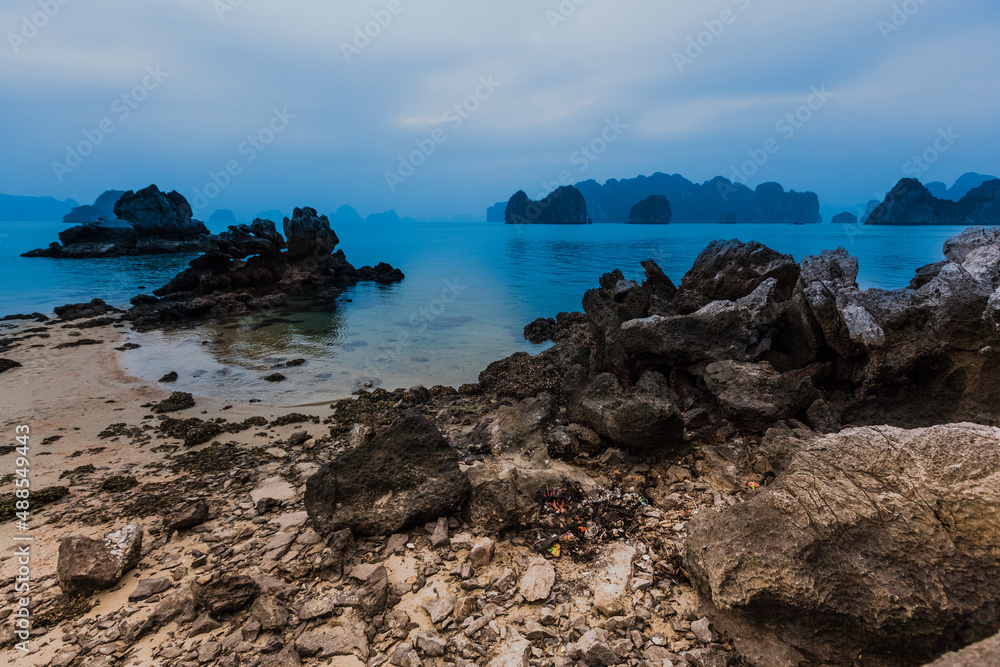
[1, 0, 998, 219]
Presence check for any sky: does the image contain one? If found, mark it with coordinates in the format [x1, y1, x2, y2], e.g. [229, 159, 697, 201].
[1, 0, 998, 220]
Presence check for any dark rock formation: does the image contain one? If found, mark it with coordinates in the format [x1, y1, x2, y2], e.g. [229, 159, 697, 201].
[331, 205, 365, 225]
[0, 359, 22, 374]
[505, 186, 588, 224]
[487, 201, 506, 222]
[867, 178, 1000, 225]
[484, 226, 1000, 454]
[125, 207, 403, 330]
[23, 185, 212, 258]
[54, 299, 120, 321]
[673, 239, 799, 314]
[304, 415, 470, 536]
[831, 211, 858, 226]
[628, 195, 671, 224]
[63, 190, 126, 223]
[58, 523, 143, 595]
[685, 423, 1000, 665]
[573, 173, 820, 223]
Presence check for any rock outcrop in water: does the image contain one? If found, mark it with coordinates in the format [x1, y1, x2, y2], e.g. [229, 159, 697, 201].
[576, 172, 821, 223]
[23, 185, 213, 258]
[466, 226, 1000, 664]
[867, 177, 1000, 225]
[505, 186, 588, 224]
[628, 195, 671, 224]
[62, 189, 126, 224]
[126, 207, 404, 330]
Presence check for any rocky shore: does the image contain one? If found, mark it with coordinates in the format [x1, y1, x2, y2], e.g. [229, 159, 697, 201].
[3, 228, 1000, 667]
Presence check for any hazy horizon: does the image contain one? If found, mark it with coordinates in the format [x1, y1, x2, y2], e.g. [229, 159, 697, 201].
[2, 0, 999, 219]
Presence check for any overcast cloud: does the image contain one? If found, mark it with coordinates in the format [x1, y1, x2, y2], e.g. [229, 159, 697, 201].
[1, 0, 998, 219]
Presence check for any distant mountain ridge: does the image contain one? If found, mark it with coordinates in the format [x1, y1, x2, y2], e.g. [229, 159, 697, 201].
[866, 177, 1000, 225]
[490, 172, 820, 224]
[0, 193, 78, 221]
[926, 172, 998, 201]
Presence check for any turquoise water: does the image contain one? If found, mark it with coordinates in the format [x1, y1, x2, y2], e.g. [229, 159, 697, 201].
[0, 219, 962, 404]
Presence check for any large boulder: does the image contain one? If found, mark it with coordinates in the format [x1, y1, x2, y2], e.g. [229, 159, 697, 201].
[564, 371, 685, 452]
[702, 360, 823, 430]
[505, 186, 588, 224]
[58, 523, 143, 595]
[23, 185, 211, 257]
[685, 423, 1000, 665]
[674, 239, 799, 314]
[114, 185, 209, 239]
[305, 415, 470, 536]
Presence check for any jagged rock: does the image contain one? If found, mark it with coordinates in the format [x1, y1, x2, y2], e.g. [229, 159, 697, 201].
[575, 629, 618, 665]
[469, 537, 495, 568]
[150, 391, 196, 413]
[413, 631, 447, 657]
[356, 262, 405, 283]
[422, 594, 456, 625]
[57, 522, 143, 595]
[54, 298, 119, 321]
[294, 609, 368, 660]
[702, 361, 823, 429]
[505, 186, 588, 224]
[350, 563, 389, 615]
[685, 423, 1000, 665]
[478, 350, 563, 400]
[591, 543, 635, 617]
[164, 502, 210, 532]
[430, 516, 450, 548]
[251, 596, 289, 631]
[193, 573, 260, 615]
[24, 185, 211, 258]
[485, 630, 532, 667]
[518, 558, 556, 602]
[674, 239, 799, 314]
[283, 207, 339, 260]
[129, 577, 172, 602]
[564, 371, 684, 452]
[298, 598, 336, 620]
[628, 194, 672, 224]
[305, 415, 470, 536]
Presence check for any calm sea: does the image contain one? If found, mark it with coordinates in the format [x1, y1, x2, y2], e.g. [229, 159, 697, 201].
[0, 219, 962, 405]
